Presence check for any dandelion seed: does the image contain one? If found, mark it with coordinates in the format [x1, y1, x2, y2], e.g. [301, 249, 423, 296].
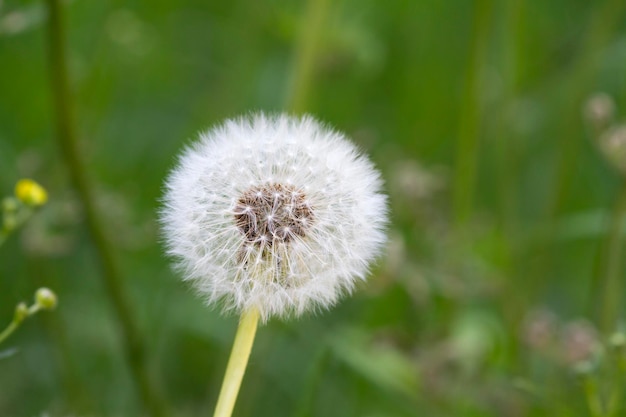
[161, 113, 388, 321]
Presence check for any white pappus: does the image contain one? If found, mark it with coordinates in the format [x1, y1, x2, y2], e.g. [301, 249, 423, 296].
[161, 113, 388, 321]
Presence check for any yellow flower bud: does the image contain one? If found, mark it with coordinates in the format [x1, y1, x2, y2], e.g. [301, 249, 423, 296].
[35, 287, 57, 310]
[15, 179, 48, 207]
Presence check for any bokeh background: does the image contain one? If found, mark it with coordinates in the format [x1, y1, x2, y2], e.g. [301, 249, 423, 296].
[2, 0, 626, 416]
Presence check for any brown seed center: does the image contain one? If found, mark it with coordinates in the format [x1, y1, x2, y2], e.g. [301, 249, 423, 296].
[234, 183, 313, 246]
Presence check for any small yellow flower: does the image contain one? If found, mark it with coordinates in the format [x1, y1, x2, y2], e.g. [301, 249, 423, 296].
[15, 179, 48, 207]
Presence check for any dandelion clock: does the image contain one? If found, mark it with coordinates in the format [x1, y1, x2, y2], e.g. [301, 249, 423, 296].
[161, 113, 388, 417]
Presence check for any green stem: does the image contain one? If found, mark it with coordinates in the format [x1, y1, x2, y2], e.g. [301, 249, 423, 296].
[495, 0, 524, 238]
[583, 375, 605, 417]
[44, 1, 165, 416]
[213, 308, 260, 417]
[595, 180, 626, 333]
[285, 0, 330, 113]
[452, 0, 493, 227]
[549, 0, 626, 219]
[0, 304, 40, 345]
[607, 379, 622, 417]
[534, 0, 626, 312]
[495, 0, 526, 373]
[0, 206, 35, 247]
[0, 320, 19, 346]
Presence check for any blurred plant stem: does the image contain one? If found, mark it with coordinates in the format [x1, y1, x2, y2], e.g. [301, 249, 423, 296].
[452, 0, 493, 227]
[0, 207, 34, 246]
[285, 0, 329, 113]
[0, 318, 20, 346]
[1, 198, 40, 247]
[212, 308, 260, 417]
[44, 1, 165, 416]
[592, 180, 626, 334]
[583, 375, 604, 417]
[549, 0, 626, 219]
[528, 0, 626, 312]
[493, 0, 526, 370]
[495, 0, 524, 239]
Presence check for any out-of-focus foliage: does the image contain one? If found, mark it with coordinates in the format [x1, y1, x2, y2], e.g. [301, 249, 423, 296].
[1, 0, 626, 416]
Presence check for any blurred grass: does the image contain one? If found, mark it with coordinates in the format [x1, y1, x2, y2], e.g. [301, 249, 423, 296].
[1, 0, 626, 416]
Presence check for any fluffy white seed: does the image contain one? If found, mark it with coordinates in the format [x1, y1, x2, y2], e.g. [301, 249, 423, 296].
[160, 113, 388, 321]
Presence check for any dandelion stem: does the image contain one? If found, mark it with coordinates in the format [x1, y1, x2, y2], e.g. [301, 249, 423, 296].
[44, 1, 165, 415]
[285, 0, 329, 113]
[213, 308, 260, 417]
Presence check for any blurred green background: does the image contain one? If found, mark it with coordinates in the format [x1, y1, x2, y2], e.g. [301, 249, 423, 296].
[2, 0, 626, 416]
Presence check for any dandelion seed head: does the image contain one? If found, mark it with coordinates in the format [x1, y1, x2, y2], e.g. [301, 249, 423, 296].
[161, 113, 388, 321]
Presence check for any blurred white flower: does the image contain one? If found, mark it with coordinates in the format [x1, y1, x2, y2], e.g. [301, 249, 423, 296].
[583, 92, 615, 131]
[597, 124, 626, 175]
[161, 113, 388, 320]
